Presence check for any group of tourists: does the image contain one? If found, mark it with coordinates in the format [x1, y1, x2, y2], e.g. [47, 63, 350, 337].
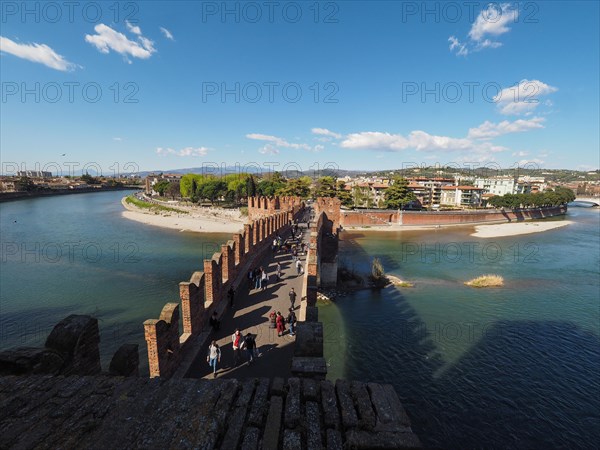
[206, 329, 257, 377]
[269, 303, 298, 337]
[247, 266, 269, 291]
[205, 216, 308, 378]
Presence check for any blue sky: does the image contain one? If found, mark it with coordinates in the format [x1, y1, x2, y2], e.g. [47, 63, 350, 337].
[1, 1, 599, 175]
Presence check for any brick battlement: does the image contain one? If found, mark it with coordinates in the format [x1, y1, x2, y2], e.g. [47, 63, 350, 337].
[144, 201, 305, 378]
[313, 197, 342, 232]
[247, 195, 304, 221]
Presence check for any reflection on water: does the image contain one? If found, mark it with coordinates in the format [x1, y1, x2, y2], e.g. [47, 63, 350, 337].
[323, 209, 600, 448]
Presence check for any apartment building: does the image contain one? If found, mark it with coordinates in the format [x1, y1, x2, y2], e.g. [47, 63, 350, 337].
[440, 185, 484, 207]
[406, 177, 455, 207]
[473, 176, 516, 196]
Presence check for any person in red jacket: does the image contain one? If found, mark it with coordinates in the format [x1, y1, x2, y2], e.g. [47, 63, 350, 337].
[276, 311, 286, 337]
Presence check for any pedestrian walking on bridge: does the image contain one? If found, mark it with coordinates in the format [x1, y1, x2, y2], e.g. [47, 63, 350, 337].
[289, 288, 297, 310]
[206, 341, 221, 378]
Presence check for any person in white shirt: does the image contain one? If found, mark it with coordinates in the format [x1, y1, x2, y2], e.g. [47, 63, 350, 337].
[206, 341, 221, 378]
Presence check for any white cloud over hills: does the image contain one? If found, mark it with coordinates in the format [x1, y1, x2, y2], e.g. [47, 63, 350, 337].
[156, 147, 209, 157]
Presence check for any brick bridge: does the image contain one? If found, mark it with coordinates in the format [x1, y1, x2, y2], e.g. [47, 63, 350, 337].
[0, 196, 422, 449]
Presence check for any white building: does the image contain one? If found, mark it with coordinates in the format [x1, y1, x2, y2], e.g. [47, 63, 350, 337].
[474, 177, 517, 196]
[440, 186, 484, 207]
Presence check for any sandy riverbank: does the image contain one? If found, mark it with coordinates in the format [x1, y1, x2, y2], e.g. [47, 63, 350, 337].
[121, 198, 244, 233]
[343, 219, 572, 238]
[470, 220, 572, 238]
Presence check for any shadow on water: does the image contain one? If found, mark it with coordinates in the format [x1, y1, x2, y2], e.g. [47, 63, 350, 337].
[332, 233, 600, 449]
[429, 320, 600, 449]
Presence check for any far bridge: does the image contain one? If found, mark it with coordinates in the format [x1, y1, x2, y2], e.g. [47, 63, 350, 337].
[571, 198, 600, 207]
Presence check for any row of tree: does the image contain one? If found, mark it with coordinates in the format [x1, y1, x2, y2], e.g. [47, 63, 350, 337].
[487, 187, 575, 208]
[151, 172, 419, 209]
[167, 173, 346, 205]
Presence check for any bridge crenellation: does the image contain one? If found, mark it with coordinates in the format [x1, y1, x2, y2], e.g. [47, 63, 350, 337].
[142, 196, 304, 378]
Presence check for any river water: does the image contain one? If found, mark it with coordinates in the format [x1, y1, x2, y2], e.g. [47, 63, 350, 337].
[1, 192, 598, 447]
[320, 207, 600, 448]
[0, 190, 230, 373]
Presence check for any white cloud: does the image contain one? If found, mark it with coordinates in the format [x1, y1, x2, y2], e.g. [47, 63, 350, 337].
[160, 27, 174, 41]
[247, 133, 326, 153]
[494, 80, 558, 115]
[518, 158, 544, 166]
[258, 145, 280, 155]
[156, 147, 209, 157]
[477, 39, 503, 50]
[85, 24, 156, 61]
[0, 36, 77, 71]
[125, 21, 142, 36]
[467, 117, 545, 139]
[246, 133, 313, 151]
[311, 128, 342, 139]
[469, 3, 518, 41]
[338, 126, 520, 158]
[113, 137, 123, 141]
[448, 36, 469, 56]
[449, 3, 518, 56]
[340, 130, 475, 152]
[512, 151, 529, 157]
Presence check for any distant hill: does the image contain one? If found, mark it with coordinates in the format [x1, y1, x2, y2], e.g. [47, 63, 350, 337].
[126, 166, 599, 183]
[131, 166, 366, 179]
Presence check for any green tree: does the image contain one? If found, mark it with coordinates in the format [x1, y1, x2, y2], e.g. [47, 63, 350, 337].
[336, 181, 353, 207]
[246, 174, 257, 197]
[153, 180, 170, 197]
[180, 174, 206, 198]
[351, 186, 367, 207]
[16, 176, 36, 192]
[190, 178, 199, 203]
[312, 176, 337, 198]
[257, 178, 285, 197]
[227, 178, 248, 205]
[488, 187, 575, 209]
[554, 186, 576, 203]
[277, 177, 311, 198]
[384, 177, 416, 209]
[81, 173, 100, 185]
[167, 181, 180, 200]
[199, 179, 227, 204]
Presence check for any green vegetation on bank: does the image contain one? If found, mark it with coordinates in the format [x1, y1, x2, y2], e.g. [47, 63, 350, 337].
[488, 187, 575, 208]
[384, 176, 417, 209]
[125, 195, 188, 214]
[178, 172, 328, 206]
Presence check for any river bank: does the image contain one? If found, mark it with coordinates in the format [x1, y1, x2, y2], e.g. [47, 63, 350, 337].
[343, 218, 572, 238]
[471, 220, 572, 238]
[120, 197, 245, 233]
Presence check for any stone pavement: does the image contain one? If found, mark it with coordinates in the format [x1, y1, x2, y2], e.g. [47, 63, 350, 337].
[0, 374, 421, 449]
[187, 219, 310, 380]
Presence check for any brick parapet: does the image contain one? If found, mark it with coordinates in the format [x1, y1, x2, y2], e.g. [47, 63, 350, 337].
[144, 204, 295, 378]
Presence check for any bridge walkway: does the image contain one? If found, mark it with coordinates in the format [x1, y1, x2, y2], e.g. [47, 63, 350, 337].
[187, 211, 312, 380]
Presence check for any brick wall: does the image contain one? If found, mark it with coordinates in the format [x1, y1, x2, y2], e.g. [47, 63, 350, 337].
[144, 196, 303, 378]
[340, 205, 567, 227]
